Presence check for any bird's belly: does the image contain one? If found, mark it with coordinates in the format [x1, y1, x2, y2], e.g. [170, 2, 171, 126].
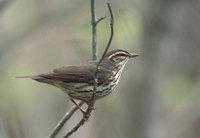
[58, 71, 122, 101]
[60, 82, 117, 101]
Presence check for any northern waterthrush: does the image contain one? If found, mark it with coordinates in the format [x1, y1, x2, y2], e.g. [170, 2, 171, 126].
[18, 49, 139, 114]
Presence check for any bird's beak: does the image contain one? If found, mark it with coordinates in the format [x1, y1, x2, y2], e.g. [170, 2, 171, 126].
[129, 53, 140, 58]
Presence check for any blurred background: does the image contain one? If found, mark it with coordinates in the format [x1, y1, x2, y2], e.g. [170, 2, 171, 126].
[0, 0, 200, 138]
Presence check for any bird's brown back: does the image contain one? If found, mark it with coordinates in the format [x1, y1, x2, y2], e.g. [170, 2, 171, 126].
[37, 61, 113, 85]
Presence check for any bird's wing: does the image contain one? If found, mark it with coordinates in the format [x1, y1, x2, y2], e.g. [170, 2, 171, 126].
[39, 62, 111, 84]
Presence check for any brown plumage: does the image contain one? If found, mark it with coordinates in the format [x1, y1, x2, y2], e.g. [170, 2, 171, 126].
[36, 62, 112, 85]
[17, 49, 139, 113]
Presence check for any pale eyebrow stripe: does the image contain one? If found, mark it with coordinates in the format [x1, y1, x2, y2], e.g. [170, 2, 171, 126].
[107, 52, 128, 59]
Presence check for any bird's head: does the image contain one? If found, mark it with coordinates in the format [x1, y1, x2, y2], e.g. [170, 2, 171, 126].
[103, 49, 139, 69]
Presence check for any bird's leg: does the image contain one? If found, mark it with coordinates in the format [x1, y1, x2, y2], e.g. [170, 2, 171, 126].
[80, 100, 96, 120]
[70, 98, 89, 120]
[70, 98, 85, 114]
[81, 99, 95, 110]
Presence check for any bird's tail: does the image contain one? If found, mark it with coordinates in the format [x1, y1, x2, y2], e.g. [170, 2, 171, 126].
[16, 75, 53, 85]
[16, 75, 40, 79]
[16, 75, 45, 82]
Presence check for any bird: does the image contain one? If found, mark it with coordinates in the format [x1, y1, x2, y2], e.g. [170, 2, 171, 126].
[17, 49, 139, 116]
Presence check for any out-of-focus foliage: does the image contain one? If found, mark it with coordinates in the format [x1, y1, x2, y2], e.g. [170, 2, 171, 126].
[0, 0, 200, 138]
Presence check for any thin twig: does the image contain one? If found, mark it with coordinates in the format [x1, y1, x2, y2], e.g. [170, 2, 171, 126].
[91, 0, 98, 60]
[91, 0, 106, 60]
[89, 1, 114, 116]
[96, 15, 106, 25]
[95, 3, 114, 68]
[48, 101, 84, 138]
[63, 2, 114, 138]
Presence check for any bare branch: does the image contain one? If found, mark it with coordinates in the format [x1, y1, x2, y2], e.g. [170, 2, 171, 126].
[89, 1, 114, 113]
[96, 2, 114, 68]
[96, 15, 106, 25]
[91, 0, 98, 60]
[48, 101, 84, 138]
[63, 2, 114, 137]
[49, 2, 114, 138]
